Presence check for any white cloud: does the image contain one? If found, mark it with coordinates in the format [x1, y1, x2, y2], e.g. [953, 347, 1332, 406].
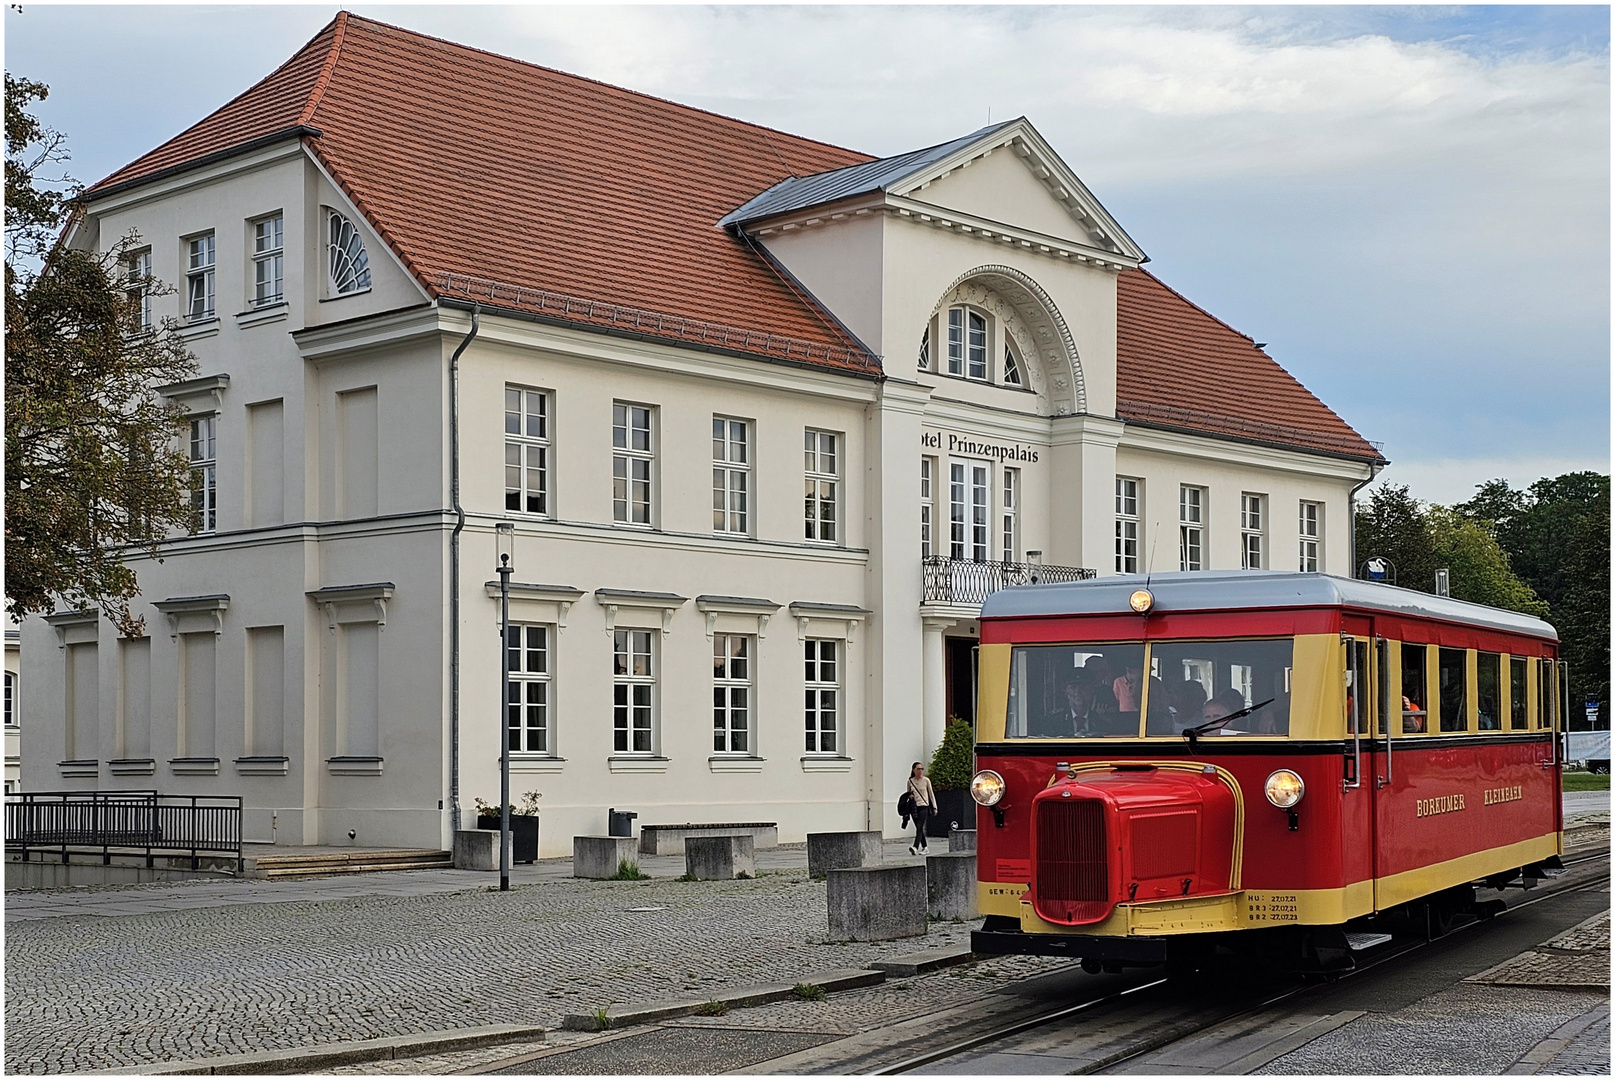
[1370, 456, 1611, 506]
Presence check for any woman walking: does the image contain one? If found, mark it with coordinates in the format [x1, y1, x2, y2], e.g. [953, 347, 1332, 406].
[906, 761, 938, 855]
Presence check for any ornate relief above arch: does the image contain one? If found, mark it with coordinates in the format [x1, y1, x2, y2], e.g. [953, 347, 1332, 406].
[930, 265, 1086, 416]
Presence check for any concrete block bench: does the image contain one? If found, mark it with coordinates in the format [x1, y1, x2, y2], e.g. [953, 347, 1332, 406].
[574, 835, 638, 879]
[685, 834, 756, 880]
[453, 830, 497, 871]
[827, 863, 927, 941]
[638, 822, 777, 856]
[807, 831, 882, 878]
[948, 828, 977, 853]
[926, 851, 978, 920]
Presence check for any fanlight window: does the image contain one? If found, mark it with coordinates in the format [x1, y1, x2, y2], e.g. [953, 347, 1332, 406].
[328, 210, 373, 295]
[918, 328, 930, 371]
[1003, 344, 1023, 386]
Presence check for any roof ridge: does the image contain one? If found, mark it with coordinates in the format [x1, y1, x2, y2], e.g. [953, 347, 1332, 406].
[335, 12, 875, 165]
[298, 10, 349, 126]
[1133, 267, 1258, 345]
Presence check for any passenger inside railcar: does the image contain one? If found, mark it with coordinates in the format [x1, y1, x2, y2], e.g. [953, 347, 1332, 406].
[1144, 638, 1293, 737]
[1402, 643, 1428, 732]
[1005, 644, 1143, 738]
[1438, 647, 1468, 732]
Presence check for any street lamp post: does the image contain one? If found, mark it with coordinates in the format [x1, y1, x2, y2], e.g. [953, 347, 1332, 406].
[496, 521, 514, 892]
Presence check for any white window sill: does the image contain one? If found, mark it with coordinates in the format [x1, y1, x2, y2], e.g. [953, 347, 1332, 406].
[178, 318, 220, 341]
[709, 756, 765, 773]
[235, 756, 290, 776]
[608, 756, 668, 774]
[57, 759, 99, 777]
[170, 757, 221, 776]
[327, 756, 383, 776]
[320, 287, 372, 303]
[237, 303, 288, 328]
[511, 756, 566, 773]
[108, 758, 156, 776]
[801, 756, 854, 772]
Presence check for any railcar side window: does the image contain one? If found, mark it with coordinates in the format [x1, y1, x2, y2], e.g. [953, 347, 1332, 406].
[1538, 659, 1555, 730]
[1438, 648, 1469, 732]
[1006, 643, 1145, 738]
[1509, 656, 1529, 730]
[1401, 644, 1428, 733]
[1144, 638, 1293, 737]
[1476, 652, 1501, 731]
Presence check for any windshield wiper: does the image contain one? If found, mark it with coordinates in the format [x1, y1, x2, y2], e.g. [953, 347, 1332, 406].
[1183, 698, 1276, 750]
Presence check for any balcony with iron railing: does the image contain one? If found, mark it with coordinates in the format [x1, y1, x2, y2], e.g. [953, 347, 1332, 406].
[922, 555, 1096, 608]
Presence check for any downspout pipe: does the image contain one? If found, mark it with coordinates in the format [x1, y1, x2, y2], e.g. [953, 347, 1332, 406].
[1347, 461, 1383, 579]
[448, 304, 480, 834]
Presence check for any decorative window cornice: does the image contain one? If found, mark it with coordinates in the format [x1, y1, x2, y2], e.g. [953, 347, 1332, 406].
[696, 595, 780, 640]
[155, 374, 230, 414]
[307, 582, 395, 631]
[486, 581, 586, 629]
[43, 610, 100, 649]
[595, 588, 688, 635]
[788, 601, 870, 644]
[153, 594, 230, 639]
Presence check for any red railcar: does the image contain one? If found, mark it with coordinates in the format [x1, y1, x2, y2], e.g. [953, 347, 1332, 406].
[969, 571, 1565, 971]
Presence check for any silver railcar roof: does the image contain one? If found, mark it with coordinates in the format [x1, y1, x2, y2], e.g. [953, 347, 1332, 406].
[980, 570, 1557, 641]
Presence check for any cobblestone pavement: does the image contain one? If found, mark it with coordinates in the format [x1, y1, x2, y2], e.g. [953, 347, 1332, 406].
[4, 856, 988, 1074]
[1534, 1005, 1610, 1075]
[1470, 911, 1611, 990]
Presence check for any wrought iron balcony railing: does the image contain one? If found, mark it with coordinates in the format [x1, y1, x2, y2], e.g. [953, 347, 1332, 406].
[922, 555, 1096, 606]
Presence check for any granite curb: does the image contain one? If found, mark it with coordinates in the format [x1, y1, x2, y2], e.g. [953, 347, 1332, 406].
[870, 945, 977, 977]
[1504, 1003, 1611, 1074]
[80, 1024, 548, 1076]
[561, 966, 889, 1031]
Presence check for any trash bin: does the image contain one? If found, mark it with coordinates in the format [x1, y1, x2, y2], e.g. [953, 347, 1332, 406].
[608, 808, 638, 837]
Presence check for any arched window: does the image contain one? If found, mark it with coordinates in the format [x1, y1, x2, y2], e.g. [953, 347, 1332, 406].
[328, 210, 373, 295]
[918, 328, 930, 371]
[946, 307, 987, 380]
[1003, 343, 1023, 386]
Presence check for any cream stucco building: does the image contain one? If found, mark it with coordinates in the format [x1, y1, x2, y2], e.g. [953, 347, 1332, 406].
[20, 14, 1384, 854]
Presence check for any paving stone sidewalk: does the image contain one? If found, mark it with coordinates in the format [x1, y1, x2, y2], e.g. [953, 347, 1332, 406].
[4, 842, 974, 1074]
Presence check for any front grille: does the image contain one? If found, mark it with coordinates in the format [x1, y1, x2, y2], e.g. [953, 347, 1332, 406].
[1034, 798, 1110, 924]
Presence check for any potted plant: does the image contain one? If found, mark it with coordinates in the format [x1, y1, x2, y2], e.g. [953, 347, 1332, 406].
[475, 791, 541, 863]
[927, 718, 975, 839]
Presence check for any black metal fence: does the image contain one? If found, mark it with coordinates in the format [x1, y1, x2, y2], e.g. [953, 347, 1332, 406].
[922, 556, 1096, 606]
[5, 790, 243, 871]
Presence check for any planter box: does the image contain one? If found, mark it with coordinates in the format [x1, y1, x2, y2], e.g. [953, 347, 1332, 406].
[476, 815, 539, 864]
[928, 789, 973, 839]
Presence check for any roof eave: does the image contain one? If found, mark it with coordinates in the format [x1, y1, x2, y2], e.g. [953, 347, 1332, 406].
[79, 125, 323, 206]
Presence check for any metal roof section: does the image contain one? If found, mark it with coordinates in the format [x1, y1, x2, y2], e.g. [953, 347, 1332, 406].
[981, 570, 1558, 640]
[719, 121, 1018, 228]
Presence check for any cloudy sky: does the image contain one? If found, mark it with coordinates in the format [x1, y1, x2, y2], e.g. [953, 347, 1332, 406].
[7, 4, 1609, 504]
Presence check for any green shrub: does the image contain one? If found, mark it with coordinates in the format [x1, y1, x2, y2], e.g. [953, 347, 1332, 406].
[929, 717, 975, 791]
[610, 859, 648, 880]
[791, 982, 826, 1001]
[696, 1000, 729, 1016]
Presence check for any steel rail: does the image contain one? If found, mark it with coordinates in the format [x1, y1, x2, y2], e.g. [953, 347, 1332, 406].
[875, 848, 1609, 1076]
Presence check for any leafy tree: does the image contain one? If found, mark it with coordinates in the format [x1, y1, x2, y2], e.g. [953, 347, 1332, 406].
[928, 718, 976, 791]
[1456, 473, 1609, 726]
[5, 73, 196, 636]
[1352, 484, 1437, 592]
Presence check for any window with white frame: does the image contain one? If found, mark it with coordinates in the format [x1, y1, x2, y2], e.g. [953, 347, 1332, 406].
[506, 624, 551, 754]
[328, 210, 372, 295]
[804, 429, 839, 543]
[712, 633, 751, 754]
[1003, 343, 1023, 387]
[1299, 501, 1322, 572]
[1115, 477, 1140, 574]
[712, 417, 749, 535]
[252, 213, 284, 307]
[612, 629, 654, 754]
[190, 414, 217, 533]
[920, 457, 935, 558]
[126, 250, 153, 331]
[1241, 493, 1266, 570]
[4, 671, 15, 729]
[186, 233, 215, 321]
[612, 403, 653, 525]
[1002, 467, 1020, 563]
[917, 328, 930, 371]
[1179, 485, 1205, 571]
[950, 460, 989, 561]
[504, 387, 549, 516]
[804, 639, 838, 754]
[946, 307, 988, 380]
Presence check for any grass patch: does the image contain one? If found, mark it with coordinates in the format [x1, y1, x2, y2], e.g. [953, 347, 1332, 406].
[736, 871, 753, 880]
[592, 1007, 613, 1030]
[1563, 771, 1610, 791]
[696, 1000, 729, 1016]
[791, 982, 827, 1001]
[676, 872, 699, 882]
[610, 859, 649, 880]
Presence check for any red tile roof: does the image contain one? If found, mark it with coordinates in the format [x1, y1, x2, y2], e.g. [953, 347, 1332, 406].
[87, 13, 1379, 459]
[1117, 269, 1382, 462]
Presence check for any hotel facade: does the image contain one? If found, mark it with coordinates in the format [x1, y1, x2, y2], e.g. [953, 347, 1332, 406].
[21, 15, 1384, 854]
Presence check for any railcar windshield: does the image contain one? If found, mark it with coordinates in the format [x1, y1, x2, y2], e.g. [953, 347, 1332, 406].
[1005, 643, 1145, 738]
[1145, 638, 1293, 737]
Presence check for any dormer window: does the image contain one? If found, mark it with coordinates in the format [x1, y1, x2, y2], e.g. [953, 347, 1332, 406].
[327, 210, 372, 295]
[1003, 343, 1023, 386]
[947, 307, 987, 380]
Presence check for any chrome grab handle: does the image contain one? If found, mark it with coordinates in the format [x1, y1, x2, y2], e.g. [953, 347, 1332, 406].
[1343, 634, 1361, 790]
[1375, 637, 1391, 789]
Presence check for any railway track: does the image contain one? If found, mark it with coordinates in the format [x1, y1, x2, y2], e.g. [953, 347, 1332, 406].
[870, 847, 1609, 1076]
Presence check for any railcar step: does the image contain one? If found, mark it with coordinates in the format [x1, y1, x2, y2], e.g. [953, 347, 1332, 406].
[1344, 932, 1393, 951]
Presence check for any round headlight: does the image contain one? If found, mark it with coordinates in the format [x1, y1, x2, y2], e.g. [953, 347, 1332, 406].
[970, 770, 1006, 807]
[1129, 589, 1154, 613]
[1264, 769, 1305, 809]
